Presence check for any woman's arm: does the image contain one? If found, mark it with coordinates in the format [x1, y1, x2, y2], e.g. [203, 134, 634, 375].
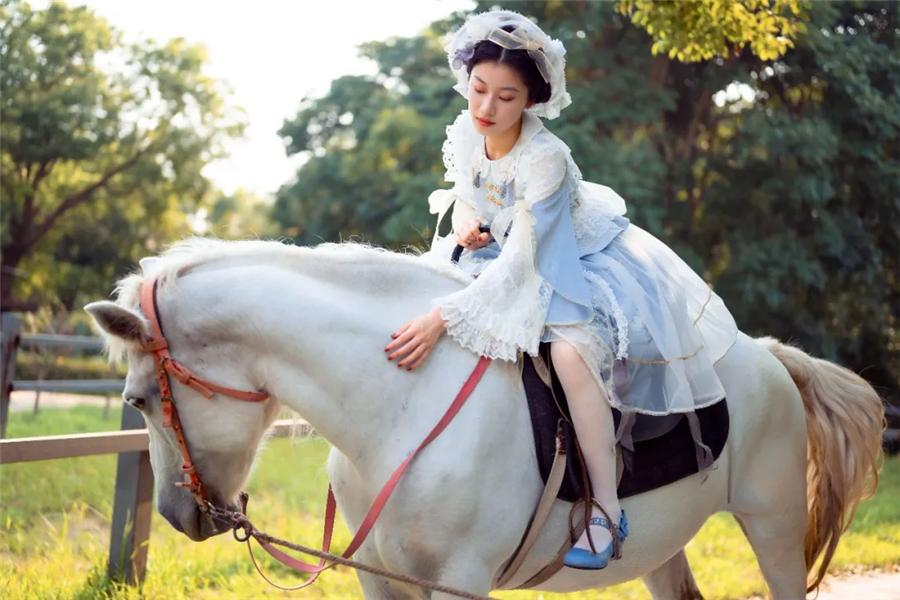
[430, 145, 584, 361]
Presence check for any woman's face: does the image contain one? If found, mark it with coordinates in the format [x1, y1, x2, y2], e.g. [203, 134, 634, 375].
[467, 61, 532, 138]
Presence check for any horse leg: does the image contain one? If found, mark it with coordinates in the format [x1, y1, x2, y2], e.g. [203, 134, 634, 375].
[732, 511, 808, 600]
[357, 573, 411, 600]
[354, 544, 494, 599]
[729, 424, 809, 599]
[641, 550, 705, 600]
[354, 544, 427, 600]
[429, 556, 494, 600]
[357, 566, 422, 600]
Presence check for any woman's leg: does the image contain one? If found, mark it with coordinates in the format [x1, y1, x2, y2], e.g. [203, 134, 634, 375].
[551, 340, 621, 552]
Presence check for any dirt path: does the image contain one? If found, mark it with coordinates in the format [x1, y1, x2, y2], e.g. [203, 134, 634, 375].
[807, 569, 899, 600]
[8, 390, 111, 412]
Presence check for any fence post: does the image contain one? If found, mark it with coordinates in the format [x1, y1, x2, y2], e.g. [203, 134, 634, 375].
[1, 313, 22, 439]
[108, 403, 154, 585]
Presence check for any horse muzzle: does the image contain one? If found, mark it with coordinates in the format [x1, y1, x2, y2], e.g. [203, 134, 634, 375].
[160, 496, 239, 542]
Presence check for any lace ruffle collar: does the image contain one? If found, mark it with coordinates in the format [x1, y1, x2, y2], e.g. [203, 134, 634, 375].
[471, 111, 545, 186]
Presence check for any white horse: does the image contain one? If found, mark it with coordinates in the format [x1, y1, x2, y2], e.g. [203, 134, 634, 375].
[86, 238, 883, 600]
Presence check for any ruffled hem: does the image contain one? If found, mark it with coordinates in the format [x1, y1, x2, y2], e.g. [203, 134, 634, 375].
[582, 268, 629, 361]
[433, 277, 552, 362]
[436, 303, 527, 362]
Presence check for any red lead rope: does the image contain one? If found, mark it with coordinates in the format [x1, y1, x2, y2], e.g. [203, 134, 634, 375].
[253, 355, 492, 587]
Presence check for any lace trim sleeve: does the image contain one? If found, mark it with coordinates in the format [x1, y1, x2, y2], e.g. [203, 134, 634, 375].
[441, 111, 479, 183]
[433, 198, 549, 361]
[432, 144, 571, 361]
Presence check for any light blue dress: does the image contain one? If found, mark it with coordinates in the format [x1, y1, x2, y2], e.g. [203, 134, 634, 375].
[426, 110, 738, 459]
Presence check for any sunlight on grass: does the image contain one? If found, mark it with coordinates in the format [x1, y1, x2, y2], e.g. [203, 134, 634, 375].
[2, 406, 898, 599]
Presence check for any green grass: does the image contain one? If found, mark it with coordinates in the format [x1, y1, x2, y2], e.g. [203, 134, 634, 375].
[1, 406, 898, 599]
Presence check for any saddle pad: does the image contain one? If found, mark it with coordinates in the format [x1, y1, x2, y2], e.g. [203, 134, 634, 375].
[522, 347, 730, 502]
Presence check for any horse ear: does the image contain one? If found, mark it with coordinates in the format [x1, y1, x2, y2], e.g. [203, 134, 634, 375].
[85, 301, 148, 344]
[140, 257, 160, 277]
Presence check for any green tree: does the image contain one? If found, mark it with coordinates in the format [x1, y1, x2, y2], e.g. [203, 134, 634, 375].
[701, 2, 900, 398]
[0, 0, 244, 310]
[616, 0, 810, 62]
[273, 23, 464, 247]
[204, 189, 277, 240]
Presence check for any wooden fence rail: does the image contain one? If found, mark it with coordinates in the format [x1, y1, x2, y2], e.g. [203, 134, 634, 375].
[10, 379, 124, 394]
[0, 417, 300, 584]
[0, 419, 301, 465]
[19, 333, 107, 351]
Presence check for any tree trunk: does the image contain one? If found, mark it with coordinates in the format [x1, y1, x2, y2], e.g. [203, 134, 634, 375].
[1, 242, 28, 310]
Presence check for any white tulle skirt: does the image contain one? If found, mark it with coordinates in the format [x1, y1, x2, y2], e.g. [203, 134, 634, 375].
[572, 222, 738, 417]
[429, 220, 738, 421]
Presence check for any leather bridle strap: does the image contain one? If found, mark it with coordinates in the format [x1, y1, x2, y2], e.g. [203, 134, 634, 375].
[140, 280, 269, 403]
[252, 355, 493, 586]
[139, 278, 270, 509]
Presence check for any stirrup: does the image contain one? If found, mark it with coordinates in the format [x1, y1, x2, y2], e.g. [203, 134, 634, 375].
[563, 500, 628, 571]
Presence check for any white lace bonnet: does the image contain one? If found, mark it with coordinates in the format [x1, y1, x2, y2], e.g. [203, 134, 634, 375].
[444, 9, 572, 120]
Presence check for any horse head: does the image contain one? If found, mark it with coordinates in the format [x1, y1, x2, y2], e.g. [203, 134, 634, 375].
[85, 255, 280, 541]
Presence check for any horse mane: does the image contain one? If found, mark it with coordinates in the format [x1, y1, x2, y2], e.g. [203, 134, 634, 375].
[108, 237, 469, 359]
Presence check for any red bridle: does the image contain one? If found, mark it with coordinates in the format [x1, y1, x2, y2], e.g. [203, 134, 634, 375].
[139, 278, 270, 511]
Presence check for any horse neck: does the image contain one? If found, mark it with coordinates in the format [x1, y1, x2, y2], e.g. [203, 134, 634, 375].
[173, 250, 468, 469]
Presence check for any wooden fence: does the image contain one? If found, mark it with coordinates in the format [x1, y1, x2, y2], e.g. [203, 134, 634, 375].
[0, 312, 301, 585]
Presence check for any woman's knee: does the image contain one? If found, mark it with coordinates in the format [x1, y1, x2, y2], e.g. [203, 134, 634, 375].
[551, 341, 610, 399]
[551, 341, 590, 378]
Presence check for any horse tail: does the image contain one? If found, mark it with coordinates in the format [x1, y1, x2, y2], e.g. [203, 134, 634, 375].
[759, 337, 884, 592]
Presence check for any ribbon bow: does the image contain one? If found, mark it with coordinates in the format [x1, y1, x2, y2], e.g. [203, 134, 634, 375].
[428, 189, 459, 244]
[486, 27, 555, 85]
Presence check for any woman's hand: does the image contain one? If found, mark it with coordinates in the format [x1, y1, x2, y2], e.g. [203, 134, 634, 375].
[385, 307, 447, 371]
[455, 219, 492, 251]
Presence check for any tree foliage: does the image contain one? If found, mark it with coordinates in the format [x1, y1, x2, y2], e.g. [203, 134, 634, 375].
[0, 0, 244, 309]
[616, 0, 810, 62]
[204, 189, 277, 240]
[273, 24, 463, 246]
[273, 1, 899, 400]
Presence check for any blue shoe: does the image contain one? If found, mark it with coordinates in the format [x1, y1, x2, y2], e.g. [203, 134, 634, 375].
[564, 509, 628, 571]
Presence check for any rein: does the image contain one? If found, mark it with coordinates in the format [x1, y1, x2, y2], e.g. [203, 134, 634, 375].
[138, 278, 494, 597]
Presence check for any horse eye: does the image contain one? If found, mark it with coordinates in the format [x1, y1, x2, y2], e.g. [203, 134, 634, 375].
[127, 396, 146, 410]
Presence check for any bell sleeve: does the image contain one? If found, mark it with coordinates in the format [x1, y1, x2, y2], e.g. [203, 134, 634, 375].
[432, 146, 594, 360]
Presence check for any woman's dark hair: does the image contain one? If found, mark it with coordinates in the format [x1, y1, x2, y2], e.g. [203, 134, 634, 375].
[465, 25, 552, 105]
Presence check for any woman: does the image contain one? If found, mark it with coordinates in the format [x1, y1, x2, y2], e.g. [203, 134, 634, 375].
[383, 9, 738, 570]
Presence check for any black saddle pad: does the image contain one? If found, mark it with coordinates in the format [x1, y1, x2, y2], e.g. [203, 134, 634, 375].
[523, 345, 729, 503]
